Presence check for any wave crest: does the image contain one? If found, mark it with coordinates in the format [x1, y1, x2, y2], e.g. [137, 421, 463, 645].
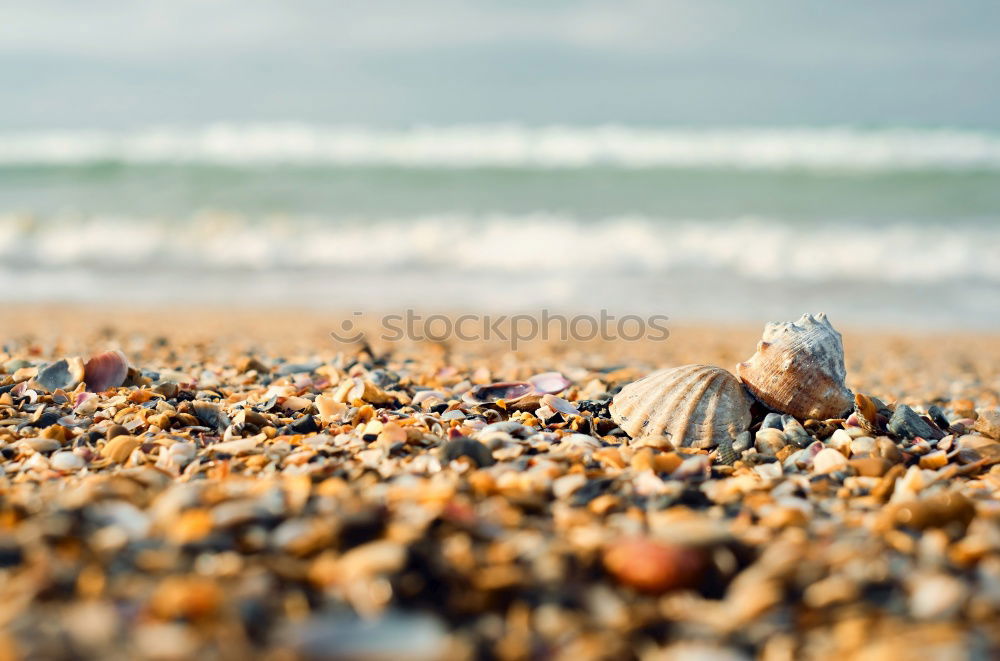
[2, 212, 998, 285]
[3, 124, 1000, 170]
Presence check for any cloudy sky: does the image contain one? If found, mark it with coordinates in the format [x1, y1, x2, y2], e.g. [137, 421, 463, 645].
[2, 0, 999, 128]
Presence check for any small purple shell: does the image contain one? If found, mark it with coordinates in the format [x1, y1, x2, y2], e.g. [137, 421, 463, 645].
[463, 382, 535, 405]
[528, 372, 570, 395]
[84, 350, 129, 392]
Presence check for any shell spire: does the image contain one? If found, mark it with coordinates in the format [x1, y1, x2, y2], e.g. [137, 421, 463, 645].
[737, 312, 853, 420]
[610, 364, 752, 449]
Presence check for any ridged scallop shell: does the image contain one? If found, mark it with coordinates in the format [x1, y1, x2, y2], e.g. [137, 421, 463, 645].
[610, 365, 752, 449]
[737, 312, 853, 420]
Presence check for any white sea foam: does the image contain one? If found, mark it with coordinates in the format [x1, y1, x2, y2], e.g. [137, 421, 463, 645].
[1, 212, 997, 286]
[2, 124, 1000, 170]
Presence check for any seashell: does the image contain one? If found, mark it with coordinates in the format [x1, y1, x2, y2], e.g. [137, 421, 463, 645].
[737, 313, 853, 421]
[102, 435, 140, 463]
[84, 350, 129, 392]
[462, 382, 541, 411]
[411, 389, 447, 407]
[190, 401, 231, 431]
[715, 436, 738, 466]
[853, 393, 887, 434]
[610, 365, 752, 449]
[540, 393, 579, 416]
[35, 357, 85, 392]
[528, 371, 570, 394]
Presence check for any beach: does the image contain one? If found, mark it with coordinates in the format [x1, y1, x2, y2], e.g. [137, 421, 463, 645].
[1, 306, 999, 659]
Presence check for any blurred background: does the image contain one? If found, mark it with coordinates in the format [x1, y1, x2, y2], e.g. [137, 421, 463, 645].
[2, 0, 999, 327]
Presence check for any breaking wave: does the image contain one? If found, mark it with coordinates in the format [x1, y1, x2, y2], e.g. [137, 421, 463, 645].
[1, 212, 997, 285]
[3, 124, 1000, 170]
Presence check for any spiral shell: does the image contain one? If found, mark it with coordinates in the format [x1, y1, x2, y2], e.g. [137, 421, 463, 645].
[610, 365, 752, 449]
[737, 313, 853, 421]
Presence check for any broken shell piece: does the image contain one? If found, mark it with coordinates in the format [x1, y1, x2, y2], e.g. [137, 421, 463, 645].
[36, 357, 85, 392]
[540, 394, 579, 416]
[854, 393, 887, 435]
[973, 409, 1000, 440]
[411, 390, 447, 407]
[610, 365, 752, 449]
[84, 350, 129, 392]
[347, 378, 395, 405]
[528, 372, 571, 394]
[102, 435, 140, 464]
[737, 313, 853, 421]
[462, 382, 541, 410]
[191, 401, 231, 432]
[316, 395, 348, 423]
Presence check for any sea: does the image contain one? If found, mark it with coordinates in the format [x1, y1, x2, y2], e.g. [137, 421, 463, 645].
[1, 123, 999, 329]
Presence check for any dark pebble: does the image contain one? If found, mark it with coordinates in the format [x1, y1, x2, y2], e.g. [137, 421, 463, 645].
[105, 424, 130, 441]
[368, 369, 400, 389]
[576, 399, 611, 416]
[571, 478, 615, 506]
[888, 404, 945, 440]
[927, 405, 951, 431]
[288, 415, 319, 434]
[275, 361, 323, 376]
[761, 412, 784, 430]
[441, 438, 495, 467]
[0, 544, 22, 568]
[18, 410, 63, 430]
[732, 430, 752, 453]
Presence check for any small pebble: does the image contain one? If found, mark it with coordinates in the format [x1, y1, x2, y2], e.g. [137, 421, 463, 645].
[812, 448, 849, 474]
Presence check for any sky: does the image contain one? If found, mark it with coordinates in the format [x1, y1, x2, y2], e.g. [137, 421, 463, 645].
[2, 0, 999, 128]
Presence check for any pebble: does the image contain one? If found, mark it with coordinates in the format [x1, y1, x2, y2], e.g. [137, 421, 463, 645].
[812, 448, 848, 474]
[755, 428, 787, 456]
[781, 416, 812, 447]
[848, 456, 890, 477]
[849, 435, 875, 456]
[21, 437, 62, 453]
[974, 409, 1000, 439]
[909, 572, 967, 619]
[50, 451, 85, 471]
[442, 437, 495, 467]
[882, 492, 976, 532]
[888, 404, 945, 440]
[761, 412, 784, 430]
[0, 320, 998, 659]
[602, 538, 705, 593]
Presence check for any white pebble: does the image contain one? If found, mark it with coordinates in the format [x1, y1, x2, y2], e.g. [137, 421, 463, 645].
[50, 451, 85, 471]
[849, 435, 876, 457]
[812, 448, 848, 474]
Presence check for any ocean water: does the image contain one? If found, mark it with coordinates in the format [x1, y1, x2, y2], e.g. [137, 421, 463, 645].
[2, 124, 999, 328]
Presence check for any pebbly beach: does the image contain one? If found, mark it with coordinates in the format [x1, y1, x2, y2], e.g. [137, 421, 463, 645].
[0, 306, 998, 659]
